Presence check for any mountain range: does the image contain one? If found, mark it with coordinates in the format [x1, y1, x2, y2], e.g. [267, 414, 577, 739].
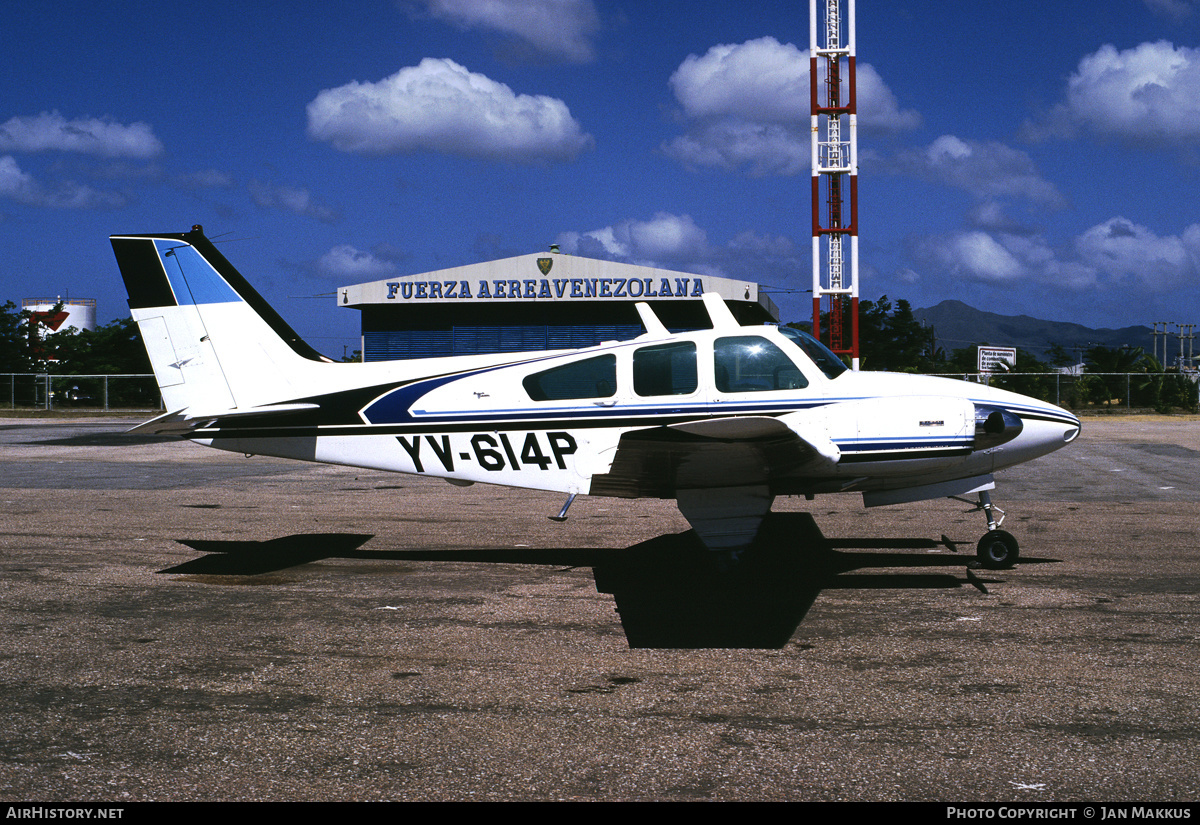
[913, 300, 1154, 363]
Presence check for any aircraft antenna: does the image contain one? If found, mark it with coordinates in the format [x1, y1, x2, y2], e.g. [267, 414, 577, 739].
[810, 0, 860, 369]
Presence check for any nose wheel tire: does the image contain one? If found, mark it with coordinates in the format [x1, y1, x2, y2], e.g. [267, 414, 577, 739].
[977, 529, 1019, 569]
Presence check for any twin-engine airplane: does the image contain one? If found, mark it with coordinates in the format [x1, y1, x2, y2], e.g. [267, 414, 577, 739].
[111, 226, 1080, 569]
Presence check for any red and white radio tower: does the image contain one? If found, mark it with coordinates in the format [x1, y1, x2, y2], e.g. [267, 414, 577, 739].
[810, 0, 859, 369]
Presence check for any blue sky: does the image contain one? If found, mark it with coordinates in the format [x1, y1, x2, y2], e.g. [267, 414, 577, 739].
[3, 0, 1199, 357]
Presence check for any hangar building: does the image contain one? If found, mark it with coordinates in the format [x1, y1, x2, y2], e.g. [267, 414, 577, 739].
[339, 249, 779, 361]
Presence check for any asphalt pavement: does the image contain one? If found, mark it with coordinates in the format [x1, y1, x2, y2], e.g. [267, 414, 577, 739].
[1, 414, 1197, 801]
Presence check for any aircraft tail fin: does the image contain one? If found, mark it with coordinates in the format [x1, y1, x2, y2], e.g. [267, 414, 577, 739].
[110, 225, 331, 415]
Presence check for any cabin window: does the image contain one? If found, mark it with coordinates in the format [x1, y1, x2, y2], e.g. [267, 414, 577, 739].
[778, 326, 848, 379]
[714, 336, 808, 393]
[524, 354, 617, 401]
[634, 342, 697, 397]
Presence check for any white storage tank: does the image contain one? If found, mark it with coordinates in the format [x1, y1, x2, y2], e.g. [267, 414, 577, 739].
[21, 297, 96, 334]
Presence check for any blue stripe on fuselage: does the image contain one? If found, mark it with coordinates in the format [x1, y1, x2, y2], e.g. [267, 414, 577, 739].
[837, 438, 973, 452]
[367, 387, 1074, 431]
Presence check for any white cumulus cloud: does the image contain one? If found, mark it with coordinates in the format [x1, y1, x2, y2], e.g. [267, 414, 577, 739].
[556, 213, 817, 287]
[666, 121, 810, 177]
[1144, 0, 1195, 22]
[307, 58, 593, 162]
[316, 245, 399, 279]
[555, 212, 709, 265]
[1024, 41, 1200, 144]
[884, 135, 1064, 207]
[917, 229, 1096, 289]
[0, 112, 163, 158]
[916, 216, 1200, 294]
[0, 156, 38, 200]
[663, 37, 918, 177]
[933, 231, 1026, 283]
[249, 180, 339, 223]
[0, 154, 127, 209]
[669, 37, 918, 130]
[1076, 217, 1200, 287]
[414, 0, 601, 64]
[173, 169, 234, 190]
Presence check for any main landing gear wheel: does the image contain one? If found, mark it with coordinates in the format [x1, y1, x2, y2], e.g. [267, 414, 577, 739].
[976, 529, 1019, 569]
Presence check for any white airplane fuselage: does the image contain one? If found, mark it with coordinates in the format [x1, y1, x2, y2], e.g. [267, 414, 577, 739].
[185, 330, 1076, 498]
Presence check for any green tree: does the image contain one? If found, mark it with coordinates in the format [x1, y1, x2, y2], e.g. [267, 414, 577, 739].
[43, 317, 151, 375]
[849, 295, 941, 372]
[0, 301, 34, 372]
[989, 349, 1053, 400]
[1085, 345, 1156, 407]
[1044, 343, 1078, 369]
[0, 304, 156, 406]
[41, 318, 155, 406]
[1160, 373, 1199, 413]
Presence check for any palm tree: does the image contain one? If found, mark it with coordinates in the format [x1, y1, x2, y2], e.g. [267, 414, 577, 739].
[1084, 345, 1154, 407]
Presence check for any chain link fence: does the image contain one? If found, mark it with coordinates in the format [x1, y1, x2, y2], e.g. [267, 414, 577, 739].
[2, 374, 162, 412]
[926, 371, 1199, 412]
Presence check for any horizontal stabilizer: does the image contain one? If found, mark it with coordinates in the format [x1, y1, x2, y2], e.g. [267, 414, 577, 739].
[128, 403, 320, 436]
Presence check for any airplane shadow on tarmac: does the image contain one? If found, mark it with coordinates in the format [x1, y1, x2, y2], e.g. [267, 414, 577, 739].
[160, 513, 1058, 649]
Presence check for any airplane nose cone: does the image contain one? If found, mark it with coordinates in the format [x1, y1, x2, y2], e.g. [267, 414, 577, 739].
[971, 384, 1080, 469]
[1005, 402, 1080, 465]
[1047, 402, 1082, 444]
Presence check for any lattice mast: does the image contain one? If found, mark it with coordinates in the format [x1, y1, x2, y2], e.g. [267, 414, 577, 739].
[810, 0, 859, 369]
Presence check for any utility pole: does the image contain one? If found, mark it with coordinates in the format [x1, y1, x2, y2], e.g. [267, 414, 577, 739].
[1177, 323, 1194, 371]
[1151, 321, 1171, 366]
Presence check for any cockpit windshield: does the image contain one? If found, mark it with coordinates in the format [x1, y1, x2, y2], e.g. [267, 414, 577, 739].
[777, 327, 849, 380]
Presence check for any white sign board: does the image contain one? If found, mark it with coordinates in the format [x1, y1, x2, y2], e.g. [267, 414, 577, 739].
[978, 346, 1017, 373]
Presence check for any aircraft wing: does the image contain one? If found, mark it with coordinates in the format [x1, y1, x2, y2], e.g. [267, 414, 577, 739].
[588, 415, 840, 498]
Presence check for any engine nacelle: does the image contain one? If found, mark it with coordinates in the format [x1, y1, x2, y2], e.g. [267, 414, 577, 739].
[974, 405, 1023, 450]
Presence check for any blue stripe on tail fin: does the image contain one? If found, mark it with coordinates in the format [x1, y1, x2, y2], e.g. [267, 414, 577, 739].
[110, 225, 330, 363]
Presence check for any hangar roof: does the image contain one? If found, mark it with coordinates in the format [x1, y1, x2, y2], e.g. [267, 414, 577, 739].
[338, 251, 778, 322]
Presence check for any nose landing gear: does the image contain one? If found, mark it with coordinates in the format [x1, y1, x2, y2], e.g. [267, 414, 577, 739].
[976, 527, 1019, 569]
[952, 489, 1020, 569]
